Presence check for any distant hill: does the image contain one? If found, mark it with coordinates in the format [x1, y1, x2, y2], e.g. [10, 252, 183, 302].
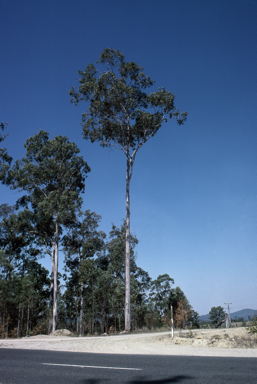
[199, 308, 257, 322]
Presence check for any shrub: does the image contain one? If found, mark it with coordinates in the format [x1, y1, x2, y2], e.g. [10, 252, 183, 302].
[247, 314, 257, 334]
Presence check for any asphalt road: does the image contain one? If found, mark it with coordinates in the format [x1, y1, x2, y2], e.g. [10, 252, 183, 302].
[0, 349, 256, 384]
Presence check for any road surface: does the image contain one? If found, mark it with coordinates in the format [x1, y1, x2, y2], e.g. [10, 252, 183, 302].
[0, 348, 256, 383]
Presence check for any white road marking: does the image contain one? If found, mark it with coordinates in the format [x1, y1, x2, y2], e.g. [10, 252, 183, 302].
[41, 363, 142, 371]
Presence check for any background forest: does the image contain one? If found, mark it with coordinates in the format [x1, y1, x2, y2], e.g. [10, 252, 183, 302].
[0, 123, 199, 338]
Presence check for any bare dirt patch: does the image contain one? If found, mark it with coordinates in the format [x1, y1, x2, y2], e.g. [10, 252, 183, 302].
[20, 329, 75, 339]
[50, 329, 75, 337]
[0, 327, 256, 357]
[162, 327, 257, 349]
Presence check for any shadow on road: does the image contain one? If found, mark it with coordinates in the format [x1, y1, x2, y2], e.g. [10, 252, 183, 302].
[130, 376, 194, 383]
[81, 375, 194, 383]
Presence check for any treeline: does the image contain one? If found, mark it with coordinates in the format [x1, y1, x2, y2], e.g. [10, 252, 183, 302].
[0, 126, 199, 338]
[0, 46, 194, 338]
[0, 202, 199, 337]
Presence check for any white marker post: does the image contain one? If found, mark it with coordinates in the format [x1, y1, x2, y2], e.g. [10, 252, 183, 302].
[171, 305, 174, 338]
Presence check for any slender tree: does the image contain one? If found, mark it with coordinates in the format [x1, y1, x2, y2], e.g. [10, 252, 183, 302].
[63, 210, 105, 336]
[70, 48, 187, 330]
[209, 306, 226, 325]
[149, 274, 174, 318]
[0, 207, 49, 337]
[5, 131, 90, 332]
[188, 310, 200, 328]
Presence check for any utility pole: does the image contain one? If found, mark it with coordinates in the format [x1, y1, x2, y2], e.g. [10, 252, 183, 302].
[224, 303, 232, 328]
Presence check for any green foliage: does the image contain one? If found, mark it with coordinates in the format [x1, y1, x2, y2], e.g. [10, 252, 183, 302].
[62, 221, 154, 334]
[188, 310, 200, 328]
[1, 124, 199, 335]
[0, 205, 197, 335]
[0, 238, 50, 338]
[0, 122, 8, 142]
[232, 316, 245, 323]
[8, 131, 90, 225]
[149, 274, 174, 318]
[247, 314, 257, 334]
[209, 306, 226, 324]
[0, 208, 42, 281]
[63, 210, 105, 264]
[70, 48, 187, 151]
[3, 131, 91, 332]
[63, 210, 105, 334]
[70, 48, 187, 331]
[0, 123, 12, 184]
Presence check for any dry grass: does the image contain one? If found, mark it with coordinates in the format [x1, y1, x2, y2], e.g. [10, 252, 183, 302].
[163, 327, 257, 349]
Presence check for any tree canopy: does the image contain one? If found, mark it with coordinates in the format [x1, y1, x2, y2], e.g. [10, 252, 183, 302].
[70, 48, 187, 331]
[4, 131, 90, 332]
[209, 306, 226, 325]
[0, 50, 193, 336]
[0, 123, 12, 183]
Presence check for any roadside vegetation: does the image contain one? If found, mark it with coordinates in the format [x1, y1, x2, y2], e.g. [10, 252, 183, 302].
[1, 121, 198, 338]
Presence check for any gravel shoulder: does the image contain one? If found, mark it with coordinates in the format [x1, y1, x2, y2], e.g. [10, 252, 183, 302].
[0, 328, 256, 357]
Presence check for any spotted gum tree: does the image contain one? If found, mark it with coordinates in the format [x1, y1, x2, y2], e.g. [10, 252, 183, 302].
[70, 48, 187, 331]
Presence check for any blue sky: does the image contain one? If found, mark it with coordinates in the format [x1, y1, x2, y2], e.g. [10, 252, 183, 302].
[1, 0, 256, 316]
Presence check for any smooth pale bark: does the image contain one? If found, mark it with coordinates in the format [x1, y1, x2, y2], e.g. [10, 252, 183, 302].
[79, 251, 83, 337]
[50, 247, 54, 306]
[79, 290, 83, 337]
[91, 279, 95, 334]
[70, 51, 186, 333]
[48, 246, 54, 333]
[125, 151, 131, 332]
[52, 223, 59, 333]
[52, 245, 58, 332]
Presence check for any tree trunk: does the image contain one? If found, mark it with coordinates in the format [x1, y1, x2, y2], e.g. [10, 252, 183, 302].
[80, 283, 83, 337]
[21, 306, 24, 337]
[91, 278, 94, 334]
[134, 300, 137, 331]
[26, 303, 30, 336]
[69, 307, 72, 331]
[125, 153, 131, 331]
[49, 248, 54, 306]
[75, 291, 79, 333]
[17, 305, 21, 338]
[79, 250, 83, 337]
[49, 246, 54, 334]
[6, 315, 9, 339]
[52, 223, 59, 332]
[2, 311, 5, 339]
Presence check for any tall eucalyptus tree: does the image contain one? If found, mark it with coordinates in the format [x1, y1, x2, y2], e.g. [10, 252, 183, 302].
[6, 131, 90, 331]
[70, 48, 187, 330]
